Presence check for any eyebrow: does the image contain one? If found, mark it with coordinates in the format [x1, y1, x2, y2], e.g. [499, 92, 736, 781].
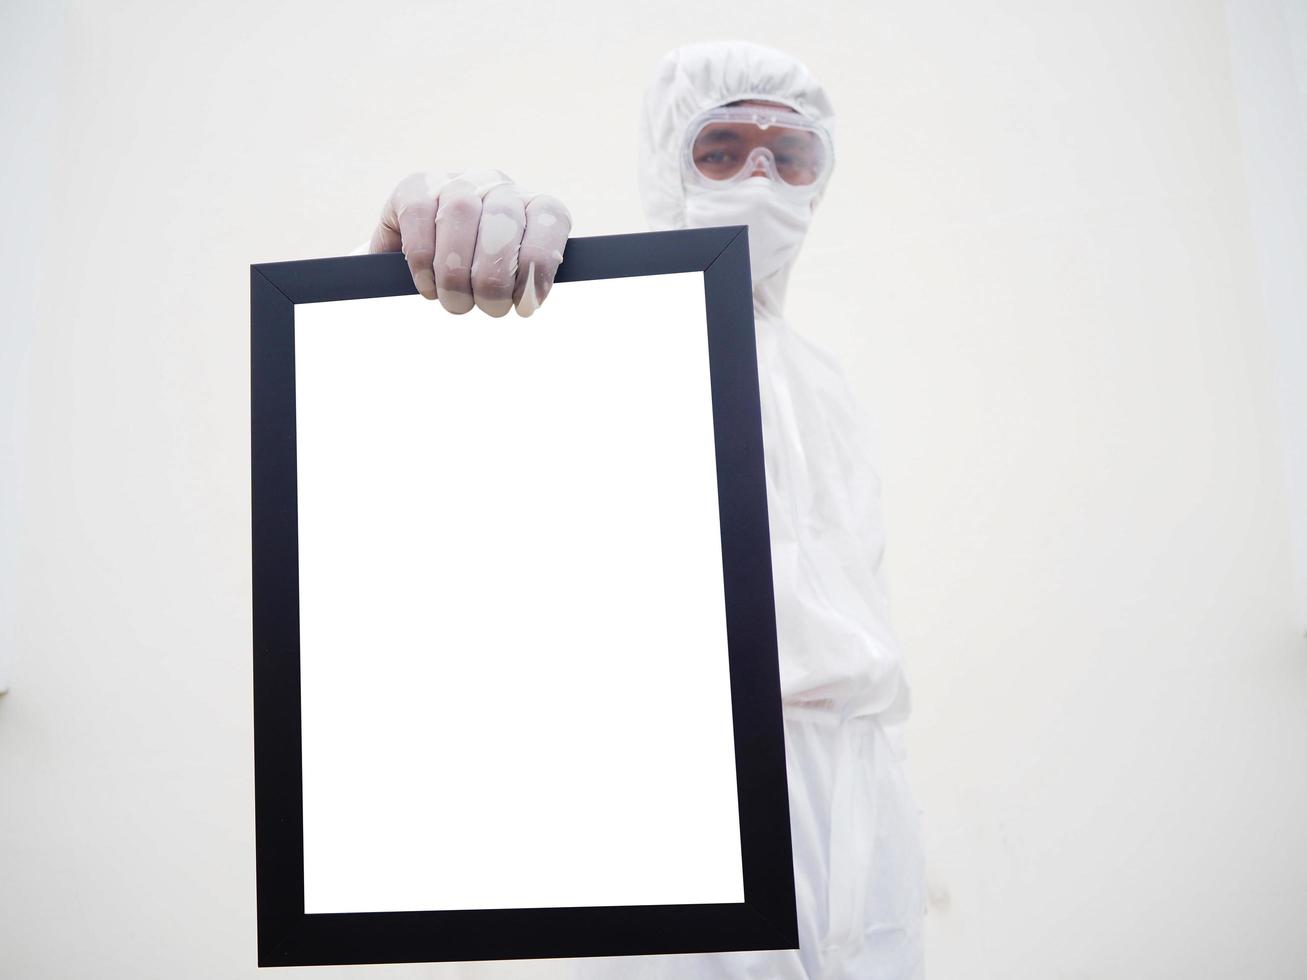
[697, 129, 813, 148]
[698, 128, 743, 142]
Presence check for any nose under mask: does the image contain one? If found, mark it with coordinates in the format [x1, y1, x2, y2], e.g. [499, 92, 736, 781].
[682, 176, 815, 284]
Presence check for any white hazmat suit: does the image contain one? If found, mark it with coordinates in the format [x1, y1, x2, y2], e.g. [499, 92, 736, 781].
[360, 38, 927, 980]
[572, 39, 927, 980]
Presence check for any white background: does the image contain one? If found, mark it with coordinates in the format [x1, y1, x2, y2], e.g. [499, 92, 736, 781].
[2, 1, 1305, 978]
[295, 279, 743, 914]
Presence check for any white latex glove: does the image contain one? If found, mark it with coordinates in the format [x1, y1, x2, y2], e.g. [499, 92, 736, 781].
[368, 168, 571, 317]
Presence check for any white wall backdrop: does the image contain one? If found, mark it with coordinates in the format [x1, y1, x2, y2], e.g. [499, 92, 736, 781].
[0, 0, 65, 693]
[2, 1, 1304, 978]
[1226, 0, 1307, 630]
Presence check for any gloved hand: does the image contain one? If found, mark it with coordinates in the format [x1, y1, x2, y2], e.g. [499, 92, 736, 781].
[368, 169, 571, 317]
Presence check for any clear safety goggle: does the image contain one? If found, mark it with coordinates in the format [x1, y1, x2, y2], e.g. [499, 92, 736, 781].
[683, 105, 832, 194]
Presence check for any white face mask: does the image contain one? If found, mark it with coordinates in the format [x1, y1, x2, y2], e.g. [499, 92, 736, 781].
[683, 177, 815, 284]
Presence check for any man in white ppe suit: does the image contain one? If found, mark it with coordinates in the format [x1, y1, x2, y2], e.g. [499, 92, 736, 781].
[364, 40, 926, 980]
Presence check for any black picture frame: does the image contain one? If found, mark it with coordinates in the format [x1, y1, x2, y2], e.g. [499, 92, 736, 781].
[250, 226, 796, 968]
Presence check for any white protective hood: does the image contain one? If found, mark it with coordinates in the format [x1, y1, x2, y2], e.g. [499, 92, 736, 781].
[638, 41, 911, 726]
